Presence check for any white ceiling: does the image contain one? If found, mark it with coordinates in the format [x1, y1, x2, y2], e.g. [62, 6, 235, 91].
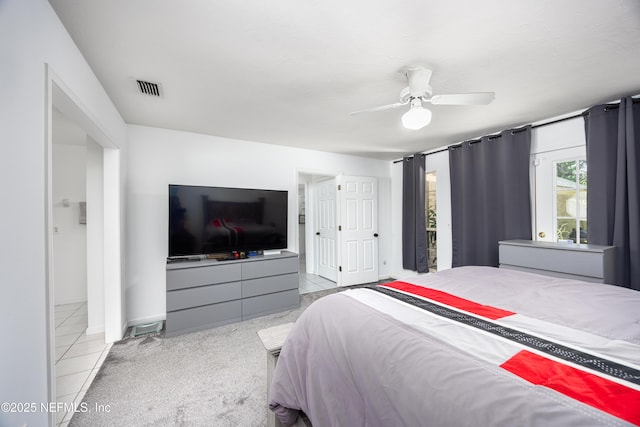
[49, 0, 640, 160]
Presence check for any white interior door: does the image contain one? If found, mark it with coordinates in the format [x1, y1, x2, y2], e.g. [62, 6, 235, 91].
[338, 175, 378, 286]
[316, 178, 337, 282]
[533, 146, 586, 242]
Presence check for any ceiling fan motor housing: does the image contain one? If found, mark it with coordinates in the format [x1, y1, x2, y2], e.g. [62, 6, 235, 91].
[401, 66, 434, 101]
[400, 85, 432, 103]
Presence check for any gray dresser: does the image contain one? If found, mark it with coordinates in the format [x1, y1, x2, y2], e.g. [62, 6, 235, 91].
[166, 251, 299, 337]
[498, 240, 615, 284]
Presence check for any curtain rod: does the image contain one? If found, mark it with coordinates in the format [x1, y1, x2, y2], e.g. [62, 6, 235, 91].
[392, 115, 580, 164]
[393, 95, 640, 163]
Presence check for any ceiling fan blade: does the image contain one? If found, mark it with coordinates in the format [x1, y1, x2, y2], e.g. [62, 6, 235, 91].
[350, 101, 408, 115]
[429, 92, 495, 105]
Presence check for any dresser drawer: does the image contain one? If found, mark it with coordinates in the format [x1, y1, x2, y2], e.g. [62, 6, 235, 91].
[242, 256, 298, 280]
[167, 281, 241, 312]
[499, 244, 604, 278]
[498, 264, 603, 283]
[242, 289, 300, 320]
[242, 273, 298, 298]
[167, 263, 241, 291]
[498, 240, 614, 283]
[165, 300, 242, 337]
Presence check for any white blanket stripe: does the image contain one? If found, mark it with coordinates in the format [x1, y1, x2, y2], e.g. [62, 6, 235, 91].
[375, 284, 640, 370]
[499, 314, 640, 368]
[344, 287, 640, 391]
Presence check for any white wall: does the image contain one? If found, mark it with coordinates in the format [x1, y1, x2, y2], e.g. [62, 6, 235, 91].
[125, 125, 391, 325]
[531, 117, 585, 154]
[52, 144, 87, 305]
[0, 1, 126, 425]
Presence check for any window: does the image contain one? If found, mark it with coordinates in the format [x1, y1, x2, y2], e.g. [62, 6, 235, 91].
[425, 171, 437, 272]
[554, 159, 587, 243]
[533, 144, 587, 245]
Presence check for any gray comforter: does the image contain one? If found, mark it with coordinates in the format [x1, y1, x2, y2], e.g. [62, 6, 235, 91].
[269, 266, 640, 426]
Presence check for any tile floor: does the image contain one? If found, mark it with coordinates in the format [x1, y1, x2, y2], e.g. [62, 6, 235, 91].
[298, 257, 338, 294]
[54, 302, 112, 426]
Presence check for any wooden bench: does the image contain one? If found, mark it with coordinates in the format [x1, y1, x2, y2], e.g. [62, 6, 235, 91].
[258, 322, 301, 427]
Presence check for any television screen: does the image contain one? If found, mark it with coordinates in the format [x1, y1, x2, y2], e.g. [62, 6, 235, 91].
[168, 185, 288, 257]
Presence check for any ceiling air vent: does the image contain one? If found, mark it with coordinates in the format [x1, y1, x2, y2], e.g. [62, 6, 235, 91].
[136, 79, 162, 97]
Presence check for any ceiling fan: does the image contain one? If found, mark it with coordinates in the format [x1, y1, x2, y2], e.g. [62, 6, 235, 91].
[351, 66, 495, 130]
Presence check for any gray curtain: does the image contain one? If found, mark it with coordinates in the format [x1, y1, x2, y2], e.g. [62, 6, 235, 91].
[583, 97, 640, 290]
[449, 126, 532, 267]
[402, 153, 428, 272]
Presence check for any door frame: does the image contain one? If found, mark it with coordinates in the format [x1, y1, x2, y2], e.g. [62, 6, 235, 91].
[296, 170, 381, 287]
[530, 116, 586, 243]
[45, 65, 124, 422]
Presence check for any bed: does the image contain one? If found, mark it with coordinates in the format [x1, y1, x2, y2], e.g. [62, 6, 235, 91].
[268, 266, 640, 426]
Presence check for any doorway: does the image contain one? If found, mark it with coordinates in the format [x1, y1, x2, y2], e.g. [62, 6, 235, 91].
[46, 67, 123, 424]
[296, 171, 380, 291]
[297, 172, 338, 294]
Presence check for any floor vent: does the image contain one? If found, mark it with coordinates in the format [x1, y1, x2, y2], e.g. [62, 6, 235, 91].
[136, 79, 162, 97]
[130, 321, 163, 337]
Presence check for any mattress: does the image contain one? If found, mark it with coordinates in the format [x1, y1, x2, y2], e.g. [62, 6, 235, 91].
[268, 266, 640, 426]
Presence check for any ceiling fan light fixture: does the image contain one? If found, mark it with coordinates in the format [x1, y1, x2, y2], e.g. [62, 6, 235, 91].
[402, 102, 432, 130]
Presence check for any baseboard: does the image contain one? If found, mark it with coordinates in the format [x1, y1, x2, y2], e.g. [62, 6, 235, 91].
[86, 325, 104, 335]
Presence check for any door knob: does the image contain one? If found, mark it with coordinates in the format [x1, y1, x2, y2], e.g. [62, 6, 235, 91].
[538, 231, 546, 238]
[316, 232, 320, 236]
[373, 233, 379, 237]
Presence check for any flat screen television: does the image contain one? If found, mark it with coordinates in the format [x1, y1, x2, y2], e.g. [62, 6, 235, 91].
[168, 184, 288, 257]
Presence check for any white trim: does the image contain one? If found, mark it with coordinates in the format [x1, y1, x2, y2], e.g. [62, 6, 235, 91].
[85, 325, 105, 335]
[103, 147, 123, 343]
[44, 63, 57, 427]
[45, 65, 125, 415]
[50, 70, 119, 150]
[296, 168, 341, 276]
